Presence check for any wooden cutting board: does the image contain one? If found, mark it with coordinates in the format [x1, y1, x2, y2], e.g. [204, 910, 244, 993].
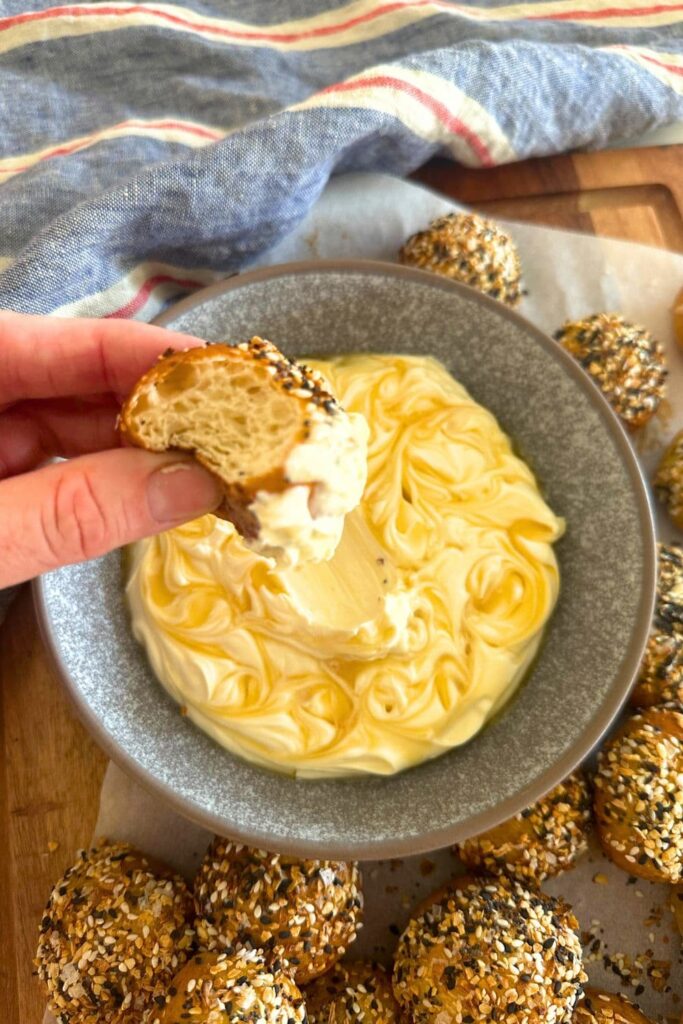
[2, 144, 682, 1023]
[412, 145, 683, 251]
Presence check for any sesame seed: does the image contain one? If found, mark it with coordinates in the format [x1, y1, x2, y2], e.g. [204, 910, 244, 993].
[456, 771, 591, 884]
[400, 213, 523, 308]
[193, 838, 362, 985]
[393, 876, 585, 1024]
[554, 313, 666, 429]
[595, 703, 682, 883]
[34, 841, 195, 1023]
[654, 446, 683, 536]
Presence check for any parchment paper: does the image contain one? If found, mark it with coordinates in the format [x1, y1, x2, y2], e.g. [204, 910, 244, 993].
[45, 173, 683, 1021]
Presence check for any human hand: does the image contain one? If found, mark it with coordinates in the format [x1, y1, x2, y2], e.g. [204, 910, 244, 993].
[0, 312, 222, 588]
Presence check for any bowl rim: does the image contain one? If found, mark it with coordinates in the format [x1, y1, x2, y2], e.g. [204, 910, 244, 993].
[34, 258, 657, 858]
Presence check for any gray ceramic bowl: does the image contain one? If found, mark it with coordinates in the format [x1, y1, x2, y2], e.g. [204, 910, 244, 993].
[35, 260, 656, 859]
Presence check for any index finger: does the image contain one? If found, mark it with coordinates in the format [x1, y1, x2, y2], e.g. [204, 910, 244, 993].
[0, 311, 205, 404]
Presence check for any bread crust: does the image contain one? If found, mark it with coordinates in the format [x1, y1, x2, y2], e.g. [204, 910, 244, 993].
[119, 339, 345, 530]
[35, 841, 194, 1024]
[193, 837, 363, 985]
[553, 314, 666, 431]
[120, 342, 305, 495]
[456, 771, 591, 884]
[393, 874, 584, 1024]
[594, 706, 683, 882]
[631, 632, 683, 708]
[411, 873, 480, 917]
[303, 960, 400, 1024]
[399, 212, 523, 307]
[155, 950, 306, 1024]
[653, 430, 683, 532]
[632, 544, 683, 706]
[574, 988, 654, 1024]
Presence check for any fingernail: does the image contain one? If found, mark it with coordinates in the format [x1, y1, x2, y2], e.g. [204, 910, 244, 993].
[147, 460, 222, 524]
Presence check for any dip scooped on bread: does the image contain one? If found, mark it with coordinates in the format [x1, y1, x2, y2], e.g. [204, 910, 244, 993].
[119, 337, 368, 566]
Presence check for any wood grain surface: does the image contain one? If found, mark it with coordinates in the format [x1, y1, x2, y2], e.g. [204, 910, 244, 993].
[413, 146, 683, 251]
[0, 586, 107, 1023]
[2, 144, 682, 1022]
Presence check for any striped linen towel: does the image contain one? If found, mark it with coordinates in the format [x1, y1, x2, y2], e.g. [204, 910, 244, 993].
[0, 1, 681, 320]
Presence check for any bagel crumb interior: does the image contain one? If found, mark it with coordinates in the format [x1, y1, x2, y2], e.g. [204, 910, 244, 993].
[127, 355, 302, 484]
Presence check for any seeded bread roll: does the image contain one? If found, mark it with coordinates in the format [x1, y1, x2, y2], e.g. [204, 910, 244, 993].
[194, 837, 363, 985]
[573, 988, 655, 1024]
[35, 841, 194, 1024]
[653, 543, 683, 634]
[303, 960, 400, 1024]
[399, 212, 523, 307]
[632, 633, 683, 708]
[120, 338, 368, 566]
[393, 874, 585, 1024]
[455, 771, 591, 884]
[152, 950, 306, 1024]
[653, 430, 683, 532]
[632, 543, 683, 708]
[553, 314, 666, 430]
[594, 705, 683, 883]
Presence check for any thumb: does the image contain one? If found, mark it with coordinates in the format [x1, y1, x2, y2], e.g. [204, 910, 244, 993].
[0, 448, 222, 587]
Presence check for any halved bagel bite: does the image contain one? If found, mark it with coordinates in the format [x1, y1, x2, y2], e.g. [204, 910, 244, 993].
[120, 337, 369, 565]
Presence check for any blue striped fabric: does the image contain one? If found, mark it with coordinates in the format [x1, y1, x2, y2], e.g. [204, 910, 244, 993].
[0, 1, 681, 319]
